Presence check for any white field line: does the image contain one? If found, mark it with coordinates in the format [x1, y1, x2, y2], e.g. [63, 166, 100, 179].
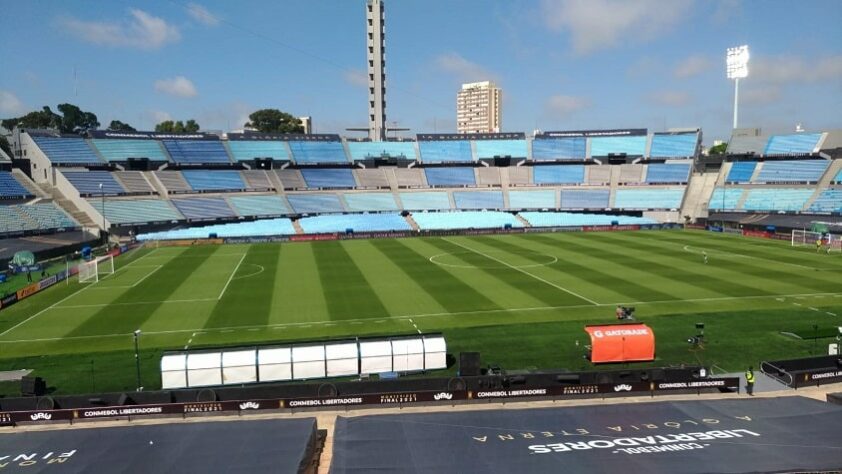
[55, 298, 217, 310]
[7, 291, 840, 344]
[681, 244, 833, 271]
[0, 246, 157, 337]
[88, 265, 164, 290]
[218, 253, 247, 300]
[443, 237, 600, 306]
[231, 264, 265, 281]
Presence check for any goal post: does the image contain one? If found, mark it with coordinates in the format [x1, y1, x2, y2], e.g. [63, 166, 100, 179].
[792, 229, 841, 252]
[77, 255, 115, 283]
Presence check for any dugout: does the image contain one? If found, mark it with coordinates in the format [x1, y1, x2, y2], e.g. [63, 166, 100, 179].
[585, 324, 655, 363]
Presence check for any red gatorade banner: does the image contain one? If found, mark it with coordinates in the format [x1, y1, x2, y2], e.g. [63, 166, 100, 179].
[585, 324, 655, 363]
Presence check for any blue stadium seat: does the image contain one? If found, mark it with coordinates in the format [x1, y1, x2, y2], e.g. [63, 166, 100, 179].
[645, 163, 691, 184]
[171, 197, 237, 220]
[32, 137, 102, 165]
[836, 170, 842, 183]
[63, 171, 127, 196]
[298, 214, 410, 234]
[343, 193, 399, 212]
[533, 165, 585, 185]
[726, 161, 756, 183]
[560, 189, 610, 209]
[91, 139, 168, 162]
[520, 212, 656, 227]
[89, 199, 182, 224]
[753, 160, 829, 183]
[764, 133, 822, 155]
[419, 141, 473, 163]
[530, 137, 586, 161]
[138, 217, 296, 240]
[399, 192, 452, 210]
[0, 172, 33, 199]
[614, 188, 685, 209]
[162, 140, 232, 165]
[287, 194, 345, 214]
[424, 167, 476, 187]
[475, 140, 528, 159]
[0, 203, 78, 234]
[453, 191, 504, 209]
[182, 170, 246, 192]
[227, 140, 290, 161]
[301, 168, 356, 189]
[347, 141, 417, 161]
[648, 133, 698, 158]
[590, 135, 646, 157]
[743, 188, 813, 211]
[508, 190, 556, 209]
[708, 188, 744, 211]
[412, 211, 521, 230]
[228, 195, 291, 217]
[288, 141, 348, 164]
[808, 189, 842, 213]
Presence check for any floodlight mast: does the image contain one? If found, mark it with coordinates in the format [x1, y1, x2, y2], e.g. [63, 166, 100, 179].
[726, 45, 749, 130]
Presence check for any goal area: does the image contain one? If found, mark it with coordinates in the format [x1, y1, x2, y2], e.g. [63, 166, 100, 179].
[792, 230, 841, 252]
[78, 255, 115, 283]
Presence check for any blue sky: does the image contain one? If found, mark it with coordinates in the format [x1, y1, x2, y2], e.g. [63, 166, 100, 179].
[0, 0, 840, 143]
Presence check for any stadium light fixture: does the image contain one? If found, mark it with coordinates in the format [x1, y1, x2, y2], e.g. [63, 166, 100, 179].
[726, 45, 749, 130]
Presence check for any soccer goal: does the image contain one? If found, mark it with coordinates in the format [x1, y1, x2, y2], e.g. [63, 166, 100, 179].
[792, 230, 841, 252]
[78, 255, 115, 283]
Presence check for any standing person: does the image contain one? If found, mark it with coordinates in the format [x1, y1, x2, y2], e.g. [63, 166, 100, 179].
[816, 239, 822, 253]
[745, 366, 755, 396]
[26, 270, 32, 283]
[703, 251, 708, 264]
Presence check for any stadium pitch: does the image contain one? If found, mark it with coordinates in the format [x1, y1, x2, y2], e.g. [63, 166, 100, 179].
[0, 229, 840, 395]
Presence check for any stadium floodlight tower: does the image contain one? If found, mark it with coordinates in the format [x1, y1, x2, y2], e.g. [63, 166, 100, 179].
[726, 45, 749, 130]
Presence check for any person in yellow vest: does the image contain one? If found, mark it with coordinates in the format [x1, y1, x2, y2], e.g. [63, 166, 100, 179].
[816, 239, 823, 253]
[745, 366, 755, 396]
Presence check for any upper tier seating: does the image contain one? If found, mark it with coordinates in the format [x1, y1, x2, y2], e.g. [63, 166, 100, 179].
[753, 160, 829, 183]
[343, 193, 399, 212]
[727, 135, 769, 155]
[354, 169, 389, 188]
[645, 163, 691, 184]
[299, 214, 410, 234]
[726, 161, 756, 183]
[287, 194, 345, 214]
[182, 170, 246, 192]
[520, 212, 656, 228]
[412, 211, 521, 230]
[507, 167, 531, 185]
[475, 140, 528, 159]
[0, 203, 78, 234]
[162, 140, 231, 165]
[91, 139, 168, 162]
[153, 171, 192, 193]
[277, 169, 306, 189]
[533, 165, 585, 185]
[399, 192, 451, 210]
[394, 168, 426, 187]
[418, 141, 473, 163]
[89, 199, 182, 225]
[808, 189, 842, 213]
[590, 135, 646, 157]
[764, 133, 822, 155]
[63, 171, 127, 196]
[241, 170, 274, 190]
[453, 191, 504, 209]
[347, 141, 417, 161]
[742, 188, 813, 211]
[288, 141, 348, 164]
[172, 197, 237, 220]
[585, 166, 611, 185]
[138, 218, 296, 240]
[614, 188, 685, 209]
[560, 189, 610, 209]
[508, 190, 556, 209]
[708, 188, 744, 211]
[113, 171, 156, 194]
[227, 140, 290, 161]
[424, 167, 476, 187]
[301, 168, 356, 189]
[228, 195, 291, 217]
[617, 164, 645, 183]
[648, 133, 698, 158]
[476, 167, 501, 186]
[32, 137, 101, 165]
[0, 172, 33, 199]
[531, 137, 586, 161]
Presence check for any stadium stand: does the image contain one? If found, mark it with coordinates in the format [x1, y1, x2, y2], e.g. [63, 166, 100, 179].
[590, 135, 646, 157]
[113, 171, 156, 194]
[276, 169, 307, 190]
[617, 164, 645, 184]
[508, 190, 556, 209]
[227, 195, 291, 217]
[585, 165, 611, 185]
[412, 211, 521, 230]
[764, 133, 823, 155]
[507, 166, 531, 185]
[614, 188, 685, 209]
[836, 170, 842, 184]
[227, 140, 289, 161]
[91, 139, 169, 162]
[418, 140, 473, 163]
[354, 169, 389, 188]
[288, 140, 347, 164]
[453, 190, 504, 209]
[727, 134, 768, 155]
[533, 165, 585, 185]
[520, 212, 656, 227]
[394, 168, 427, 188]
[0, 203, 78, 234]
[347, 141, 417, 161]
[301, 168, 357, 189]
[474, 139, 528, 159]
[162, 140, 231, 165]
[645, 162, 691, 184]
[63, 170, 127, 196]
[343, 193, 400, 212]
[753, 159, 829, 183]
[531, 137, 586, 161]
[708, 188, 744, 211]
[399, 192, 452, 210]
[171, 197, 237, 220]
[725, 161, 756, 183]
[153, 171, 192, 193]
[287, 193, 345, 214]
[240, 170, 274, 190]
[89, 199, 182, 225]
[808, 189, 842, 213]
[31, 137, 101, 165]
[560, 189, 610, 209]
[742, 188, 814, 211]
[298, 214, 411, 234]
[139, 217, 296, 240]
[182, 170, 246, 192]
[648, 132, 698, 158]
[476, 166, 501, 186]
[0, 171, 34, 199]
[425, 167, 476, 187]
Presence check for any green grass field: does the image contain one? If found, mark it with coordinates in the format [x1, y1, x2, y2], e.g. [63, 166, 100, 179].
[0, 229, 840, 396]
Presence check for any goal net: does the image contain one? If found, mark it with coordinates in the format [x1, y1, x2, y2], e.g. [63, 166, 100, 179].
[792, 230, 841, 252]
[78, 255, 115, 283]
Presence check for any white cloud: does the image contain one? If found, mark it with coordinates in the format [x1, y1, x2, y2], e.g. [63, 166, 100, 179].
[674, 55, 711, 78]
[154, 76, 198, 98]
[343, 69, 369, 88]
[647, 90, 692, 107]
[0, 91, 25, 116]
[60, 9, 180, 50]
[545, 95, 590, 116]
[741, 85, 781, 105]
[712, 0, 741, 25]
[540, 0, 694, 55]
[751, 55, 842, 84]
[434, 52, 496, 82]
[196, 101, 253, 131]
[186, 3, 219, 27]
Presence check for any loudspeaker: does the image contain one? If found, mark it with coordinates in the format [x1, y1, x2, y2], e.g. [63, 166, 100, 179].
[21, 376, 46, 396]
[458, 352, 481, 377]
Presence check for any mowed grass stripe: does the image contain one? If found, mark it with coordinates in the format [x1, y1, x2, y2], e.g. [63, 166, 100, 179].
[370, 238, 501, 313]
[66, 246, 220, 336]
[312, 241, 389, 321]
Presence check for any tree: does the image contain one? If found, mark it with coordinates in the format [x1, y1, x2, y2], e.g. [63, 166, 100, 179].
[155, 120, 200, 133]
[0, 135, 11, 158]
[708, 142, 728, 155]
[184, 119, 200, 133]
[244, 109, 303, 134]
[0, 104, 98, 133]
[57, 103, 99, 133]
[107, 120, 136, 132]
[1, 106, 62, 131]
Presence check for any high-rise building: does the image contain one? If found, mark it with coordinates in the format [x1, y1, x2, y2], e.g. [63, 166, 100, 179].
[366, 0, 386, 141]
[456, 81, 501, 134]
[298, 116, 312, 134]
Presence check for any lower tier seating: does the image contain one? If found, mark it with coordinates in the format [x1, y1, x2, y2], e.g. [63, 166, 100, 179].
[808, 188, 842, 213]
[742, 188, 814, 211]
[227, 195, 291, 217]
[138, 218, 296, 240]
[520, 212, 656, 227]
[171, 197, 237, 220]
[298, 214, 411, 234]
[412, 211, 521, 230]
[89, 199, 182, 225]
[0, 203, 78, 234]
[614, 188, 685, 209]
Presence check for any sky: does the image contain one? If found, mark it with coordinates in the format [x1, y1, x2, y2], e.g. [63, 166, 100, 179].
[0, 0, 840, 144]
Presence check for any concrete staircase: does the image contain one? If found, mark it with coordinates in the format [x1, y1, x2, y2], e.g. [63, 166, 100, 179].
[803, 159, 842, 211]
[11, 169, 50, 198]
[515, 214, 531, 227]
[404, 213, 420, 231]
[292, 219, 304, 235]
[42, 182, 99, 229]
[680, 171, 719, 222]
